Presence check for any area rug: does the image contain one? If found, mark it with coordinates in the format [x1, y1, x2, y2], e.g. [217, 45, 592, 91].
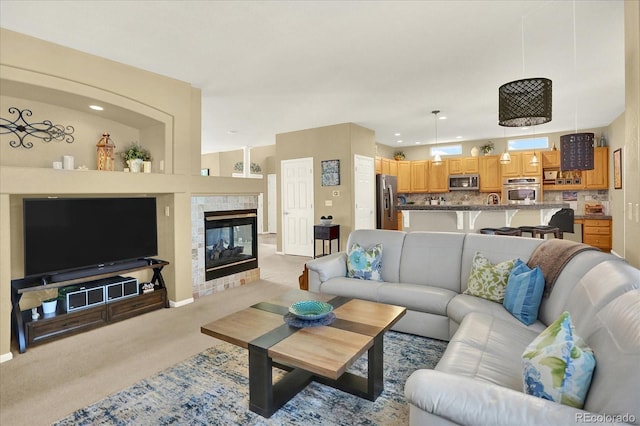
[54, 331, 447, 425]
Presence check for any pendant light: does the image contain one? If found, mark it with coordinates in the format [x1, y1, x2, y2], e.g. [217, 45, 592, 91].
[559, 1, 595, 171]
[500, 150, 511, 165]
[499, 18, 552, 127]
[431, 110, 443, 165]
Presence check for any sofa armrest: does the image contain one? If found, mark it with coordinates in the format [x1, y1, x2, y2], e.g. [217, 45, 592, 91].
[405, 370, 624, 426]
[306, 253, 347, 291]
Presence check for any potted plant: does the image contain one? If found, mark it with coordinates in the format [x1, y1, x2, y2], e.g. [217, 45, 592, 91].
[120, 142, 151, 172]
[42, 297, 57, 315]
[233, 162, 262, 173]
[480, 141, 494, 155]
[393, 151, 406, 161]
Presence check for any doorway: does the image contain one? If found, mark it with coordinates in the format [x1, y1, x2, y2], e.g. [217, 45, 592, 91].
[354, 154, 375, 230]
[281, 157, 314, 256]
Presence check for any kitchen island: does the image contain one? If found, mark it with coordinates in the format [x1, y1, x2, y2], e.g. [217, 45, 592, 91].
[397, 202, 569, 233]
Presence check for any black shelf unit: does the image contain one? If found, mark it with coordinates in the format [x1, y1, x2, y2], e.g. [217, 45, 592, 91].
[11, 259, 169, 353]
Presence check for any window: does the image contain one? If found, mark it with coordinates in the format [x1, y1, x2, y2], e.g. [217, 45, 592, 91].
[431, 144, 462, 157]
[507, 137, 548, 151]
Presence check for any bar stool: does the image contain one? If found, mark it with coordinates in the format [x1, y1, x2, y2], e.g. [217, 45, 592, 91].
[519, 208, 574, 240]
[480, 227, 523, 236]
[519, 225, 561, 239]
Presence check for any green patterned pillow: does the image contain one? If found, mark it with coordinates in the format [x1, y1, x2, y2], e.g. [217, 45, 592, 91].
[464, 251, 515, 302]
[522, 311, 596, 408]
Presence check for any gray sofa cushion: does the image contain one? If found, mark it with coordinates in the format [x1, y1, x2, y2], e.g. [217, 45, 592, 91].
[319, 276, 383, 301]
[398, 232, 466, 292]
[346, 229, 406, 283]
[378, 283, 457, 316]
[436, 312, 540, 391]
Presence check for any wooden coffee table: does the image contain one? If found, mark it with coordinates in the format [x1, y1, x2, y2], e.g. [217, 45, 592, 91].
[201, 289, 406, 418]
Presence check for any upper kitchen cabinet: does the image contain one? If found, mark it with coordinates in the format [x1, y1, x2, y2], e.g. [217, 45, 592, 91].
[448, 156, 479, 175]
[397, 160, 411, 192]
[479, 155, 501, 192]
[541, 151, 560, 168]
[389, 159, 398, 176]
[375, 156, 398, 176]
[375, 156, 382, 174]
[410, 160, 429, 192]
[584, 147, 609, 189]
[501, 151, 542, 177]
[427, 160, 449, 193]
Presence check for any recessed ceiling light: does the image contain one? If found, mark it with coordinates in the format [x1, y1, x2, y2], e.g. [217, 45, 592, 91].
[89, 105, 104, 111]
[394, 133, 401, 136]
[227, 130, 238, 134]
[415, 142, 421, 145]
[397, 140, 403, 143]
[456, 136, 463, 139]
[439, 116, 447, 120]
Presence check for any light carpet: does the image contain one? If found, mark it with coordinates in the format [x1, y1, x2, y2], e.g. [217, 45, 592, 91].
[54, 331, 447, 425]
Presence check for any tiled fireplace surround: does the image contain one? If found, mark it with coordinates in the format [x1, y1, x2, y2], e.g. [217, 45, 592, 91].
[191, 195, 260, 299]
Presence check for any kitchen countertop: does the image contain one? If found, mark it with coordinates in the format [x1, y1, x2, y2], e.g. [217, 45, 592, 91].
[396, 202, 569, 211]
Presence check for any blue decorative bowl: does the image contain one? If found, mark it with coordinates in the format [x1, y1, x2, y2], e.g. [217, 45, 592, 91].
[289, 300, 333, 320]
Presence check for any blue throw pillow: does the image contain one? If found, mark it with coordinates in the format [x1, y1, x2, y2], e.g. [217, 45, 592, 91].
[347, 243, 383, 281]
[503, 259, 545, 325]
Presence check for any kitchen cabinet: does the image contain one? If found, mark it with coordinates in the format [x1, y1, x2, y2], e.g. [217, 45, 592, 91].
[542, 151, 560, 168]
[375, 157, 382, 174]
[427, 160, 449, 192]
[479, 155, 501, 192]
[448, 157, 479, 174]
[410, 160, 429, 192]
[397, 161, 411, 192]
[381, 158, 391, 175]
[389, 159, 398, 176]
[501, 151, 542, 177]
[578, 218, 611, 252]
[584, 147, 608, 189]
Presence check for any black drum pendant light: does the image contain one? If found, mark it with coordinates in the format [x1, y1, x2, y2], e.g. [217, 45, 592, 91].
[499, 78, 552, 127]
[499, 16, 552, 128]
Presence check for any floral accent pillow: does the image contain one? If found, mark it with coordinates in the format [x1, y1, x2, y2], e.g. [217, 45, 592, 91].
[522, 311, 596, 408]
[346, 243, 383, 281]
[463, 251, 515, 302]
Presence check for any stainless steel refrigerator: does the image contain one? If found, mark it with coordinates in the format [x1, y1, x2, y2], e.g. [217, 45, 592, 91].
[376, 174, 398, 230]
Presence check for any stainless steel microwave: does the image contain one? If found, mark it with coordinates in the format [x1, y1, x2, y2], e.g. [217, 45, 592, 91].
[449, 174, 480, 191]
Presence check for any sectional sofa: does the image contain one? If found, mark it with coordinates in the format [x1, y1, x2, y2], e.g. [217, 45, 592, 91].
[305, 229, 639, 425]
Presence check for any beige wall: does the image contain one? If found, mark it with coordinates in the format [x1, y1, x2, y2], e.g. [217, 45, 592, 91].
[0, 29, 263, 360]
[275, 123, 376, 252]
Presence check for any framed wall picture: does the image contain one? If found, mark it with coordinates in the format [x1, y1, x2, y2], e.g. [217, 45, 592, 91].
[613, 148, 622, 189]
[321, 159, 340, 186]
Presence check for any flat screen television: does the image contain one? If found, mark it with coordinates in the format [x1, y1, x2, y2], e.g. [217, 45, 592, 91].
[23, 197, 158, 280]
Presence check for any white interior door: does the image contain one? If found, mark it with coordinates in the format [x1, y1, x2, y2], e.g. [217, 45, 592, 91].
[354, 154, 375, 230]
[281, 158, 314, 256]
[267, 174, 277, 233]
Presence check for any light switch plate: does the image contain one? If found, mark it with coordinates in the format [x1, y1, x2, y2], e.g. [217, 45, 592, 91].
[325, 200, 333, 206]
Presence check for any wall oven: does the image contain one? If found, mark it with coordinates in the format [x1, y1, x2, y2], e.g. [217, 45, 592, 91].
[503, 177, 541, 204]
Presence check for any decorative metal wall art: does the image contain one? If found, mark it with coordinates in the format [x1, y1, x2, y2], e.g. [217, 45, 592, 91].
[0, 107, 75, 149]
[96, 132, 115, 171]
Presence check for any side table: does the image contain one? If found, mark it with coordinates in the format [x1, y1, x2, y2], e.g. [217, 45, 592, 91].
[313, 224, 340, 258]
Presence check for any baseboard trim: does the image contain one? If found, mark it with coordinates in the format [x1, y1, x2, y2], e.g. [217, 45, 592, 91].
[0, 351, 14, 363]
[169, 297, 194, 308]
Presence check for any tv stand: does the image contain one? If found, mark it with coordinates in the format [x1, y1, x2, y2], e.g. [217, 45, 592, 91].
[11, 259, 169, 353]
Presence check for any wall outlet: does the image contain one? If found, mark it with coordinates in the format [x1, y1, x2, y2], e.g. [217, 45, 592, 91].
[584, 195, 593, 201]
[165, 206, 170, 217]
[325, 200, 333, 206]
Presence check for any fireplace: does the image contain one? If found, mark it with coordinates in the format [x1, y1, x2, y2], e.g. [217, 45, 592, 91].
[205, 209, 258, 280]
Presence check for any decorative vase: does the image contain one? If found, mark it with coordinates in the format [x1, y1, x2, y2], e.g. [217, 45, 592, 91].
[470, 146, 479, 157]
[128, 158, 143, 173]
[143, 161, 152, 173]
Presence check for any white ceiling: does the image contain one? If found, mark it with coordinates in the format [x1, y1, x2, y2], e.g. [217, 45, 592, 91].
[0, 1, 625, 154]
